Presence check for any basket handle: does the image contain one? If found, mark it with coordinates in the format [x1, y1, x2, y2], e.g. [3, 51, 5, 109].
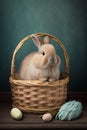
[11, 32, 69, 77]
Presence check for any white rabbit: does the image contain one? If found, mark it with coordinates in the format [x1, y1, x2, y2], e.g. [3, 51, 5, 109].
[18, 34, 61, 82]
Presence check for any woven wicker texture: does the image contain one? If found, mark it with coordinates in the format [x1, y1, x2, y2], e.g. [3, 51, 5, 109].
[9, 32, 69, 113]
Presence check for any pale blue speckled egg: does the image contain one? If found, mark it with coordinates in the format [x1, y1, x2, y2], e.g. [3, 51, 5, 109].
[55, 100, 83, 120]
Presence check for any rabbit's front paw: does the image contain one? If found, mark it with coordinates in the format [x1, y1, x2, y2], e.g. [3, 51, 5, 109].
[40, 78, 48, 82]
[49, 78, 55, 82]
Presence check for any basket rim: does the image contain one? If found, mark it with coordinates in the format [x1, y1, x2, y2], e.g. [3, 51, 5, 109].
[9, 75, 69, 87]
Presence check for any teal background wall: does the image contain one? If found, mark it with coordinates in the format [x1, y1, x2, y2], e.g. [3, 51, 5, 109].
[0, 0, 87, 92]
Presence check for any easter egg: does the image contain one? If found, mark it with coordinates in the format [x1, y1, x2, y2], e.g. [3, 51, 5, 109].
[10, 108, 23, 120]
[42, 113, 52, 121]
[55, 100, 83, 120]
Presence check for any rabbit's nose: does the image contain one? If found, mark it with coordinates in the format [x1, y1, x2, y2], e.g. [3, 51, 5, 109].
[49, 57, 55, 63]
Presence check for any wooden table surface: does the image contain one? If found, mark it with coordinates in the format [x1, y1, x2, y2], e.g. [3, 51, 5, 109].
[0, 92, 87, 130]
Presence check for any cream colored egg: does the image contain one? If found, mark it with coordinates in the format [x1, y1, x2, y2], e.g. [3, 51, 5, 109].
[10, 108, 22, 120]
[42, 113, 52, 121]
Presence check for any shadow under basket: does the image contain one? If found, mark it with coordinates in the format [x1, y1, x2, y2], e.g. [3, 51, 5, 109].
[9, 32, 69, 113]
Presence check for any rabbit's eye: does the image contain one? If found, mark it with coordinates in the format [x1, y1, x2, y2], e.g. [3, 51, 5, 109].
[42, 51, 45, 56]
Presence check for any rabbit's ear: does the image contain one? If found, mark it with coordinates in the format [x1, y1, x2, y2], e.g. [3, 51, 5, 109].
[44, 36, 50, 44]
[31, 34, 42, 48]
[57, 55, 61, 66]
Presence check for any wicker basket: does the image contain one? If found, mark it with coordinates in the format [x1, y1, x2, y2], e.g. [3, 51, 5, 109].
[9, 32, 69, 113]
